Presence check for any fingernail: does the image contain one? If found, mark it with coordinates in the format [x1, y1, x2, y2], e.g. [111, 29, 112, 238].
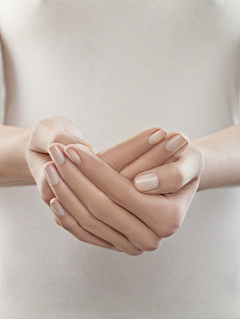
[166, 134, 186, 152]
[65, 143, 92, 163]
[64, 148, 81, 164]
[148, 130, 166, 145]
[174, 136, 190, 157]
[135, 172, 158, 192]
[48, 145, 65, 165]
[44, 164, 60, 185]
[50, 199, 66, 216]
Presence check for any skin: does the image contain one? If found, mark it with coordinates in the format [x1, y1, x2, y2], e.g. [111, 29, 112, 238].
[1, 116, 240, 254]
[45, 128, 192, 255]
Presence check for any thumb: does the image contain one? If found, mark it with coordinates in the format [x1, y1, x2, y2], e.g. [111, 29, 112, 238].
[133, 145, 205, 194]
[26, 116, 94, 206]
[27, 115, 94, 154]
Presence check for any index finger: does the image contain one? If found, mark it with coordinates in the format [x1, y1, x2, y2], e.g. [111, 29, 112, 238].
[96, 127, 167, 172]
[120, 131, 189, 180]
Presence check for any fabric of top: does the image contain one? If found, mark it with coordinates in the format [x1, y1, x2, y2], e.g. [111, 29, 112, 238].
[0, 1, 240, 318]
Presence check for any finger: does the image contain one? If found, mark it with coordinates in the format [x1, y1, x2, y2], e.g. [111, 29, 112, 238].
[48, 143, 161, 252]
[160, 146, 205, 231]
[50, 206, 62, 226]
[120, 132, 189, 180]
[63, 142, 168, 241]
[43, 160, 144, 256]
[26, 150, 56, 205]
[28, 116, 94, 154]
[49, 198, 121, 252]
[50, 207, 62, 227]
[96, 127, 167, 172]
[163, 176, 201, 233]
[133, 144, 203, 195]
[162, 138, 190, 165]
[27, 116, 94, 206]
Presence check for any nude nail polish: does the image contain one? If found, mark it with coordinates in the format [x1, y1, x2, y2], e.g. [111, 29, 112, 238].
[50, 199, 66, 216]
[148, 130, 166, 145]
[166, 134, 186, 152]
[44, 164, 60, 185]
[48, 145, 65, 165]
[64, 148, 81, 164]
[135, 173, 159, 192]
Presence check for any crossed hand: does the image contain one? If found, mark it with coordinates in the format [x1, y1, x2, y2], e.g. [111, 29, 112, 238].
[27, 116, 205, 256]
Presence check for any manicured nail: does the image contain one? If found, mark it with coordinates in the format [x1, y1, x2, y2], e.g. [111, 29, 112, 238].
[48, 145, 65, 165]
[50, 199, 66, 216]
[64, 148, 81, 164]
[174, 136, 190, 156]
[44, 164, 60, 185]
[148, 130, 166, 145]
[135, 172, 158, 192]
[166, 134, 186, 152]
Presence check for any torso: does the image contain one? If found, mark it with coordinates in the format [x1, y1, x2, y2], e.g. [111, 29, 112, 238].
[0, 1, 240, 317]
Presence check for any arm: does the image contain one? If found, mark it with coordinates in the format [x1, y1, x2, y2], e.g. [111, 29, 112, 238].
[0, 116, 94, 188]
[191, 123, 240, 191]
[0, 125, 34, 186]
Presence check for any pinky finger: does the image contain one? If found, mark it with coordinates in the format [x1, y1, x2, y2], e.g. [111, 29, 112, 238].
[50, 198, 122, 252]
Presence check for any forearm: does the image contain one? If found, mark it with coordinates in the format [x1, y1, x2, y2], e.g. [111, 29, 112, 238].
[191, 123, 240, 191]
[0, 125, 35, 186]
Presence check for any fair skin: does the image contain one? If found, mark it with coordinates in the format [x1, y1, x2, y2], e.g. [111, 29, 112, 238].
[1, 116, 240, 254]
[45, 128, 191, 254]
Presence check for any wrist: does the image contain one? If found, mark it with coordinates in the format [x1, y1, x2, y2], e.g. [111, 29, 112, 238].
[0, 127, 35, 185]
[191, 124, 240, 191]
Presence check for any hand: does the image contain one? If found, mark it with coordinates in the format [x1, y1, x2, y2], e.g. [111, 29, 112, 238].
[44, 128, 193, 255]
[132, 143, 205, 195]
[26, 115, 94, 206]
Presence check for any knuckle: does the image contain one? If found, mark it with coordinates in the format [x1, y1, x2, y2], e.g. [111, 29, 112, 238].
[74, 232, 86, 243]
[86, 192, 112, 219]
[150, 149, 162, 166]
[162, 215, 182, 237]
[164, 222, 180, 237]
[101, 155, 125, 172]
[126, 248, 144, 256]
[172, 163, 185, 190]
[61, 171, 77, 186]
[81, 217, 103, 236]
[82, 157, 106, 176]
[141, 238, 160, 251]
[120, 166, 135, 180]
[153, 202, 183, 238]
[111, 182, 132, 204]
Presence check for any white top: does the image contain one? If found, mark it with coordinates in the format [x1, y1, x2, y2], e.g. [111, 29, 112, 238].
[0, 1, 240, 318]
[0, 39, 5, 124]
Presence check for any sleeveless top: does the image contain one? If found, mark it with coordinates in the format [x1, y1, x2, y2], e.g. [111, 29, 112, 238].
[0, 1, 240, 318]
